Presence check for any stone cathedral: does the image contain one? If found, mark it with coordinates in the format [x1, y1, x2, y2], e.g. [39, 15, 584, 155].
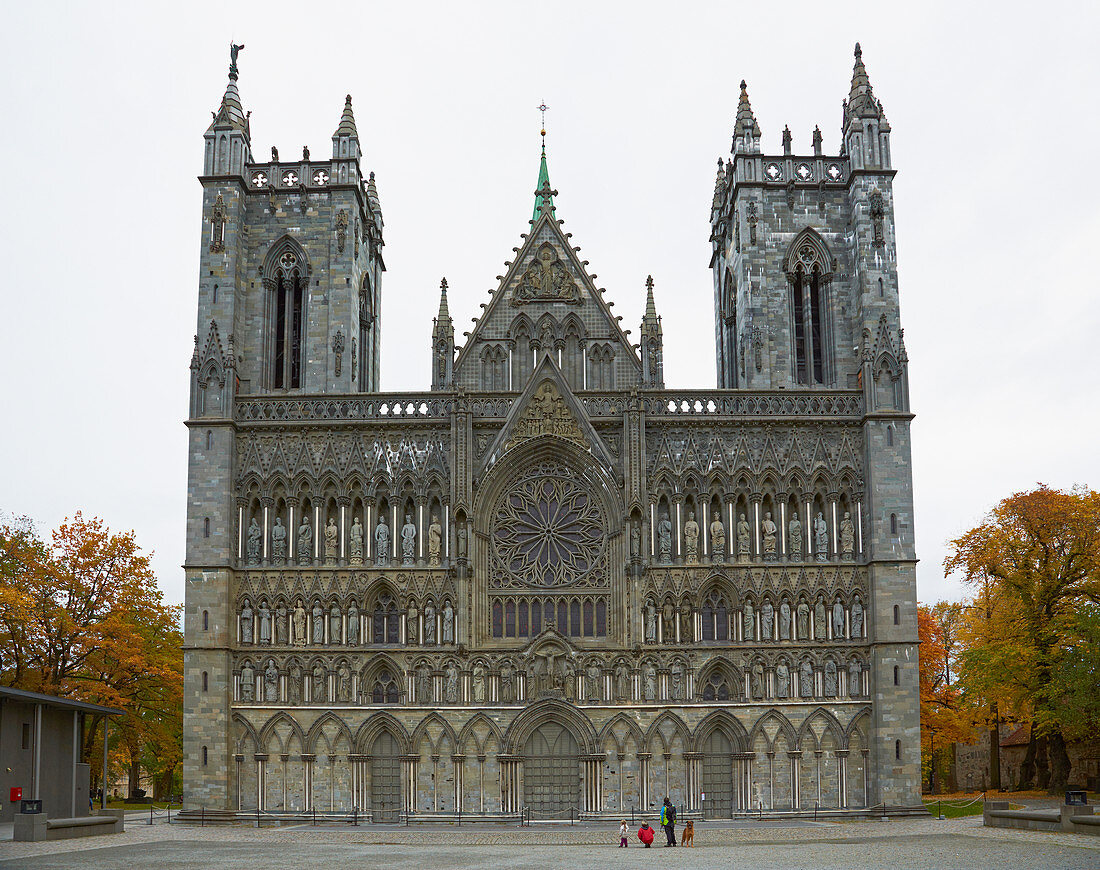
[183, 44, 921, 821]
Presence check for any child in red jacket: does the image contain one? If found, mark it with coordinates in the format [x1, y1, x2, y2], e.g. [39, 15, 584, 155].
[638, 821, 655, 847]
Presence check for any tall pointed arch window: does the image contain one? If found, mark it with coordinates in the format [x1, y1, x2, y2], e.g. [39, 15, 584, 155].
[264, 246, 307, 390]
[786, 232, 833, 386]
[358, 274, 376, 391]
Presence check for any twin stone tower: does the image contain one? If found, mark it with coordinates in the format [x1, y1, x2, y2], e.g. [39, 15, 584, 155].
[183, 45, 921, 821]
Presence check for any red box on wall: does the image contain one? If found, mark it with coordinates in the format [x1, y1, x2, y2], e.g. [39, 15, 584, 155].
[9, 787, 21, 802]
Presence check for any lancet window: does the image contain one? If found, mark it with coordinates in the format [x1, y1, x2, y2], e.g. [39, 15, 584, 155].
[787, 234, 832, 386]
[266, 247, 307, 390]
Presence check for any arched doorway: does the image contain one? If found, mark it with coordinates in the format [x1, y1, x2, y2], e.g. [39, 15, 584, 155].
[701, 729, 734, 818]
[370, 731, 401, 823]
[523, 722, 581, 818]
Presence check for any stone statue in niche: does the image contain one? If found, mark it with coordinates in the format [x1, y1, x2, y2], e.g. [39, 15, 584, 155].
[630, 522, 640, 558]
[472, 663, 486, 703]
[683, 511, 700, 563]
[671, 662, 684, 701]
[240, 599, 254, 643]
[840, 512, 855, 560]
[240, 661, 255, 701]
[258, 600, 271, 645]
[337, 665, 351, 702]
[297, 515, 313, 565]
[401, 513, 416, 565]
[293, 599, 307, 645]
[657, 513, 672, 562]
[312, 665, 326, 703]
[814, 512, 828, 562]
[271, 517, 287, 565]
[788, 512, 803, 559]
[851, 598, 864, 638]
[751, 662, 765, 700]
[824, 660, 838, 697]
[762, 512, 778, 561]
[710, 516, 726, 561]
[329, 603, 342, 644]
[662, 600, 676, 641]
[347, 602, 359, 645]
[559, 659, 576, 700]
[500, 663, 514, 703]
[615, 662, 630, 701]
[275, 603, 287, 645]
[312, 602, 324, 644]
[417, 664, 432, 704]
[800, 660, 814, 698]
[779, 600, 791, 640]
[848, 659, 862, 697]
[349, 517, 364, 565]
[375, 515, 391, 566]
[442, 600, 454, 644]
[456, 522, 468, 559]
[406, 602, 419, 645]
[288, 664, 302, 704]
[427, 515, 442, 566]
[246, 518, 262, 565]
[760, 600, 774, 641]
[832, 598, 845, 639]
[679, 600, 692, 643]
[424, 601, 436, 645]
[643, 663, 657, 702]
[325, 518, 339, 566]
[737, 513, 751, 561]
[264, 660, 279, 703]
[445, 665, 459, 703]
[776, 662, 790, 699]
[743, 602, 755, 641]
[797, 600, 810, 640]
[586, 663, 600, 701]
[645, 600, 657, 643]
[814, 597, 827, 640]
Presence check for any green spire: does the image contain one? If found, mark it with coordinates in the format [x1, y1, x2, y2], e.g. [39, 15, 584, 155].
[532, 139, 556, 222]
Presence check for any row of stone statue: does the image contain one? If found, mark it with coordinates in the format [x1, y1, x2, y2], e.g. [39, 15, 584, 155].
[244, 513, 453, 567]
[648, 510, 856, 563]
[239, 597, 456, 646]
[643, 595, 865, 643]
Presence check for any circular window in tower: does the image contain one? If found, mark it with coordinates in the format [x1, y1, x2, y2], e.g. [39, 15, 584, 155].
[282, 171, 299, 186]
[826, 163, 843, 181]
[252, 172, 268, 188]
[796, 162, 813, 181]
[765, 162, 782, 181]
[312, 170, 329, 185]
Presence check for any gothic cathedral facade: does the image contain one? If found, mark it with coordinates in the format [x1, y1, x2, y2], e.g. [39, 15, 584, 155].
[183, 45, 921, 820]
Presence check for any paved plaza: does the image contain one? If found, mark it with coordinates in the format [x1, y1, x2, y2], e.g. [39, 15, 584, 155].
[3, 815, 1100, 869]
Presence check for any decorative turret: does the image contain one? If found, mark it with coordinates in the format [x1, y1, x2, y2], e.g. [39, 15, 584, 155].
[332, 94, 361, 160]
[639, 276, 664, 388]
[203, 43, 252, 175]
[431, 277, 455, 390]
[732, 80, 761, 154]
[842, 43, 891, 170]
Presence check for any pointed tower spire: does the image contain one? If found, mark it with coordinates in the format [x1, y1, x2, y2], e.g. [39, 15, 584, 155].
[640, 275, 665, 388]
[842, 43, 891, 169]
[533, 106, 557, 222]
[431, 277, 455, 390]
[732, 80, 761, 154]
[846, 42, 882, 120]
[204, 43, 252, 175]
[332, 94, 362, 160]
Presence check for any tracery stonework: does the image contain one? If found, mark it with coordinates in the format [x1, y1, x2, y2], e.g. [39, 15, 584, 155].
[184, 45, 920, 823]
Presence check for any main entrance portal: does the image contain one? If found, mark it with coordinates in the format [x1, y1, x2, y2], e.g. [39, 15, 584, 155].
[701, 729, 735, 818]
[523, 722, 581, 818]
[370, 731, 401, 823]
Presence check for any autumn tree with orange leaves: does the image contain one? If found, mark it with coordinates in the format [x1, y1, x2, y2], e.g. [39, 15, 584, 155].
[918, 601, 974, 793]
[945, 485, 1100, 794]
[0, 512, 183, 800]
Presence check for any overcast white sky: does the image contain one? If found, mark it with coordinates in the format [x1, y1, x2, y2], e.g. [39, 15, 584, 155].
[1, 1, 1097, 609]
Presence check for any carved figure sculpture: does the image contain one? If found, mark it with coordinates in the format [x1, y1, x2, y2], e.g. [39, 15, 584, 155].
[401, 513, 416, 565]
[375, 516, 390, 566]
[736, 513, 750, 561]
[275, 603, 287, 645]
[312, 602, 324, 644]
[312, 665, 326, 702]
[788, 512, 803, 559]
[851, 598, 864, 638]
[824, 660, 838, 697]
[328, 603, 341, 645]
[849, 659, 862, 697]
[456, 523, 468, 559]
[263, 660, 278, 702]
[240, 661, 254, 701]
[246, 518, 262, 565]
[472, 664, 486, 703]
[832, 598, 845, 639]
[586, 663, 600, 701]
[424, 601, 436, 645]
[743, 602, 755, 641]
[814, 512, 828, 562]
[814, 597, 826, 640]
[776, 662, 790, 699]
[840, 511, 855, 560]
[271, 517, 287, 565]
[630, 523, 640, 558]
[760, 601, 774, 641]
[293, 599, 307, 645]
[427, 515, 442, 566]
[645, 600, 657, 643]
[663, 599, 676, 641]
[297, 515, 313, 565]
[779, 600, 791, 640]
[349, 517, 364, 565]
[445, 665, 459, 703]
[406, 602, 419, 645]
[657, 513, 672, 562]
[671, 663, 684, 701]
[762, 512, 777, 560]
[442, 601, 454, 644]
[289, 664, 302, 704]
[680, 600, 692, 643]
[797, 600, 810, 640]
[337, 665, 351, 702]
[240, 599, 254, 644]
[417, 664, 432, 704]
[347, 601, 359, 645]
[751, 662, 765, 699]
[643, 664, 657, 702]
[325, 517, 338, 565]
[710, 516, 726, 561]
[500, 663, 514, 703]
[615, 662, 630, 701]
[800, 660, 814, 698]
[258, 599, 271, 645]
[683, 511, 699, 563]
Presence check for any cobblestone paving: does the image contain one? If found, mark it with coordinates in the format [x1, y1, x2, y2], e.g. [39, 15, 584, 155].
[3, 816, 1099, 869]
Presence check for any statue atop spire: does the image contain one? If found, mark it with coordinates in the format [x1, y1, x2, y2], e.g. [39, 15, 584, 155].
[229, 43, 245, 80]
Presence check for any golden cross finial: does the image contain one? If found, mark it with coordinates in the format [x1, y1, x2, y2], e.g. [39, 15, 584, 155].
[538, 101, 549, 152]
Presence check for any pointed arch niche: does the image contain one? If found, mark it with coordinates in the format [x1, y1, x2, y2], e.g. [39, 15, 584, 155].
[784, 229, 835, 386]
[263, 236, 311, 390]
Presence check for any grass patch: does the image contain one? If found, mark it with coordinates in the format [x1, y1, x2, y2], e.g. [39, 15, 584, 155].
[922, 799, 984, 818]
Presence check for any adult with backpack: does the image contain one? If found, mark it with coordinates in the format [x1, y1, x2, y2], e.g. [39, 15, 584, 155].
[661, 796, 677, 846]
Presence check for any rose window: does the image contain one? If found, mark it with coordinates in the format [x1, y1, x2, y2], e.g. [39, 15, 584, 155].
[252, 172, 269, 187]
[282, 171, 299, 186]
[490, 460, 605, 588]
